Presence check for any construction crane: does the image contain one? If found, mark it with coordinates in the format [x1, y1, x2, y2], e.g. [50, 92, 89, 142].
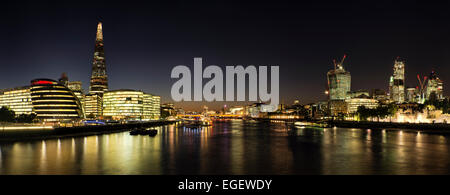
[331, 54, 347, 70]
[417, 74, 428, 93]
[337, 54, 347, 69]
[417, 74, 428, 103]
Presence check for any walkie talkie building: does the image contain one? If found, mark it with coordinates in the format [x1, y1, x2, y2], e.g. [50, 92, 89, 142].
[327, 55, 351, 100]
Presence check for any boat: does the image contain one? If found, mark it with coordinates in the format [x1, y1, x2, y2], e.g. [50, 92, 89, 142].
[130, 128, 153, 135]
[130, 129, 145, 135]
[129, 130, 140, 135]
[179, 117, 212, 129]
[294, 121, 330, 128]
[148, 129, 158, 136]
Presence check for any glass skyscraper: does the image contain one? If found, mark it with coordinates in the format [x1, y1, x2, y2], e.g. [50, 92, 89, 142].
[327, 60, 351, 100]
[390, 58, 405, 103]
[89, 22, 108, 95]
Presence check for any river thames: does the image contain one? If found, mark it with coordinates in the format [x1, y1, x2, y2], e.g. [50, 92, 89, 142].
[0, 120, 449, 175]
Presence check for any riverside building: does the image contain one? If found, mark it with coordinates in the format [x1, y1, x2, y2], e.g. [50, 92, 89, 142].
[0, 86, 33, 116]
[102, 89, 160, 121]
[30, 79, 83, 122]
[345, 94, 379, 114]
[89, 22, 108, 96]
[84, 93, 102, 119]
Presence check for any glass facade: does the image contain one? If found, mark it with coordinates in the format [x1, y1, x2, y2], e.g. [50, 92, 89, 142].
[426, 71, 444, 100]
[102, 90, 160, 121]
[345, 98, 379, 114]
[84, 93, 102, 119]
[89, 22, 108, 95]
[327, 66, 351, 100]
[0, 86, 33, 115]
[68, 81, 85, 118]
[30, 79, 83, 122]
[390, 58, 405, 103]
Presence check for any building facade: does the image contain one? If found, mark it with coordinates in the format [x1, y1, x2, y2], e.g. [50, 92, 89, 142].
[426, 70, 444, 100]
[390, 58, 405, 103]
[89, 22, 108, 95]
[68, 81, 85, 116]
[84, 93, 102, 119]
[329, 100, 347, 116]
[345, 96, 379, 114]
[30, 79, 83, 122]
[102, 89, 160, 121]
[327, 59, 351, 100]
[347, 90, 370, 99]
[406, 87, 418, 103]
[0, 86, 33, 116]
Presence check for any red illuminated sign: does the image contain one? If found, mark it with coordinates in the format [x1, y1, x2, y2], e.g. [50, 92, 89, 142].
[32, 80, 54, 85]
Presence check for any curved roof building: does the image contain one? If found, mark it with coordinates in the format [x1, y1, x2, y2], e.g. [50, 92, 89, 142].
[30, 79, 83, 122]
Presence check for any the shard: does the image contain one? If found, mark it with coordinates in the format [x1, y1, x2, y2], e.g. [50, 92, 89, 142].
[89, 22, 108, 95]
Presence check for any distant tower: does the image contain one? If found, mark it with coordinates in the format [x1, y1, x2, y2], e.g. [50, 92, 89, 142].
[426, 70, 444, 100]
[58, 73, 69, 86]
[327, 54, 351, 100]
[390, 57, 405, 103]
[89, 22, 108, 95]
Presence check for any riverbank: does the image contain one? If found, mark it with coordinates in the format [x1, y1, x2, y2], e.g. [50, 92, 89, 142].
[328, 120, 450, 134]
[0, 120, 178, 143]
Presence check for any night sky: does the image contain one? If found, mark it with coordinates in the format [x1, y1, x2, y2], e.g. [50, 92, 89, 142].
[1, 0, 450, 111]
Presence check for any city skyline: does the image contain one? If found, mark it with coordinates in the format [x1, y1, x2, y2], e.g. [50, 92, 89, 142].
[1, 1, 450, 111]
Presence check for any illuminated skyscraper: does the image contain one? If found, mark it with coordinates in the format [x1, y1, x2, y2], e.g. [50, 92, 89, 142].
[390, 58, 405, 103]
[426, 70, 444, 100]
[89, 22, 108, 95]
[327, 55, 351, 100]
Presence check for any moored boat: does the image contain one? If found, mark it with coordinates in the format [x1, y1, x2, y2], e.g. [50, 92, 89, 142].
[148, 129, 158, 136]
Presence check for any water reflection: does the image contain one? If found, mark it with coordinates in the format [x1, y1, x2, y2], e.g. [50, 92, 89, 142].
[0, 120, 450, 175]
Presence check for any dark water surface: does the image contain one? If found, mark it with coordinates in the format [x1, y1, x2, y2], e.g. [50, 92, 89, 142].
[1, 120, 449, 175]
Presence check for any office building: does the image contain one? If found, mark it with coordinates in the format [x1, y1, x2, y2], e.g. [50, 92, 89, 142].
[390, 58, 405, 103]
[327, 55, 351, 100]
[84, 93, 102, 119]
[406, 87, 418, 103]
[30, 79, 83, 122]
[345, 94, 379, 113]
[0, 86, 33, 116]
[426, 70, 444, 100]
[89, 22, 108, 95]
[102, 89, 160, 121]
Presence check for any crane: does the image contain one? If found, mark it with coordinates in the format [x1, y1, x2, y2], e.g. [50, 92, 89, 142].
[417, 74, 428, 103]
[331, 54, 347, 70]
[337, 54, 347, 69]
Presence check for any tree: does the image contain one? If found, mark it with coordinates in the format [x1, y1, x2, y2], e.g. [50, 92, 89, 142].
[387, 103, 398, 122]
[0, 106, 15, 122]
[356, 106, 370, 121]
[16, 113, 37, 123]
[356, 105, 394, 122]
